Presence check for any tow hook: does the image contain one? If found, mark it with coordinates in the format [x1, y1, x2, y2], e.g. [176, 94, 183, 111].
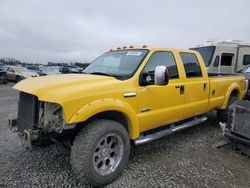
[19, 129, 40, 149]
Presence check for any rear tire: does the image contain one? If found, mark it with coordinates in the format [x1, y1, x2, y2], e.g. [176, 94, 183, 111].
[217, 96, 237, 123]
[71, 119, 130, 187]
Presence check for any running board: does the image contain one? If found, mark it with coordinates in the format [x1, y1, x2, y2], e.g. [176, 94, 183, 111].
[134, 116, 207, 145]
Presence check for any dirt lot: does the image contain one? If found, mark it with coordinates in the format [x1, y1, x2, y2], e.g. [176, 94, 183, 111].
[0, 82, 249, 187]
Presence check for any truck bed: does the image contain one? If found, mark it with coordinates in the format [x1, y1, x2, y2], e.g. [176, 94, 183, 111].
[208, 74, 245, 110]
[208, 73, 236, 77]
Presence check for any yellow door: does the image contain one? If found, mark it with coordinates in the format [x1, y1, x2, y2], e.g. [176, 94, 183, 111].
[179, 52, 209, 117]
[137, 51, 185, 133]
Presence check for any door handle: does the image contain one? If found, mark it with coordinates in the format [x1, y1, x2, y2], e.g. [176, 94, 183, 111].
[180, 85, 185, 94]
[175, 85, 184, 94]
[203, 83, 207, 91]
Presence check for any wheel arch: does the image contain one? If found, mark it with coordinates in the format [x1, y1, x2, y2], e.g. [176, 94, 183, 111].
[221, 84, 240, 109]
[68, 98, 140, 139]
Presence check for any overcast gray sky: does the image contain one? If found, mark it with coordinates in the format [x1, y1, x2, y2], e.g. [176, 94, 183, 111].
[0, 0, 249, 64]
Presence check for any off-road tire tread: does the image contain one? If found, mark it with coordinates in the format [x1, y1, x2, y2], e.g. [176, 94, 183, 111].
[70, 119, 130, 187]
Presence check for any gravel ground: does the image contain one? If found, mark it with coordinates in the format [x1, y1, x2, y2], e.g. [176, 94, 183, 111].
[0, 82, 249, 188]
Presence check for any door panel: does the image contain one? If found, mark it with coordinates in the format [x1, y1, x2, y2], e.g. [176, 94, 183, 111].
[138, 80, 185, 132]
[183, 78, 209, 117]
[179, 52, 209, 117]
[7, 67, 15, 81]
[137, 51, 185, 132]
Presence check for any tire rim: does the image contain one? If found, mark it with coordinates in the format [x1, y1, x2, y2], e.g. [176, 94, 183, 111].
[93, 133, 124, 176]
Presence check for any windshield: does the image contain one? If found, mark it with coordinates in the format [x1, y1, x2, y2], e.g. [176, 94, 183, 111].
[84, 50, 148, 79]
[52, 66, 60, 71]
[239, 66, 250, 74]
[190, 46, 215, 67]
[15, 67, 28, 73]
[68, 67, 78, 72]
[40, 66, 55, 72]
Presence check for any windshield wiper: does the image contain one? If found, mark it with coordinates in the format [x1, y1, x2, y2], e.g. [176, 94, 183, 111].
[88, 72, 115, 77]
[82, 71, 124, 79]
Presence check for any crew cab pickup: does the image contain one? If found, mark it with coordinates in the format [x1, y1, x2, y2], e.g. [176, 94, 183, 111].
[13, 46, 247, 186]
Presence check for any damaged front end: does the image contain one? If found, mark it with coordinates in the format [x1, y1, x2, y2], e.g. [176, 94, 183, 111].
[11, 92, 74, 148]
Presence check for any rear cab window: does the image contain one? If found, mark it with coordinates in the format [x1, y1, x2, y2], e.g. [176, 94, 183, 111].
[180, 52, 202, 78]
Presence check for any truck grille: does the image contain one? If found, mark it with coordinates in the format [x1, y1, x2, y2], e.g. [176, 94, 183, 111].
[232, 102, 250, 140]
[17, 92, 39, 132]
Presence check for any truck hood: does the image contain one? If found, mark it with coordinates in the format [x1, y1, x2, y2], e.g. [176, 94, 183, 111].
[14, 74, 119, 103]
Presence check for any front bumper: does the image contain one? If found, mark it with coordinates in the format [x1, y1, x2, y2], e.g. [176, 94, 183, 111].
[10, 119, 76, 148]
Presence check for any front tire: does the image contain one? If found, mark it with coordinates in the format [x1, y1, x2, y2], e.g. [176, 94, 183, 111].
[71, 119, 130, 187]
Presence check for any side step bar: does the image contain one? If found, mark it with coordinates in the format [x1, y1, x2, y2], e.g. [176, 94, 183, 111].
[134, 116, 207, 145]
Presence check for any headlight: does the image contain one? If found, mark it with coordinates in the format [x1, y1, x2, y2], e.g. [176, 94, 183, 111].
[39, 102, 64, 132]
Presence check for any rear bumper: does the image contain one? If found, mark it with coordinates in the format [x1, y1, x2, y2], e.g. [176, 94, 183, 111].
[224, 131, 250, 146]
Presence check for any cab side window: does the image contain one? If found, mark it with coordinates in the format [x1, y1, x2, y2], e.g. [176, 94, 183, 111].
[180, 52, 202, 78]
[8, 67, 15, 73]
[142, 51, 179, 85]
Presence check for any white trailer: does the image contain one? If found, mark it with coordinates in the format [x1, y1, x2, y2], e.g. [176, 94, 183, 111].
[190, 40, 250, 74]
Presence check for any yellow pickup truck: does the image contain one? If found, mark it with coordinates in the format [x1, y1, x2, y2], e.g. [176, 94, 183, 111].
[14, 46, 247, 186]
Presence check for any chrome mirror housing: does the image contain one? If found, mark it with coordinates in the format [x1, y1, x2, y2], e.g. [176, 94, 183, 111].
[154, 66, 169, 86]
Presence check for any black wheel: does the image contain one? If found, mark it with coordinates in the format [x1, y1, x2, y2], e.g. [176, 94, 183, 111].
[71, 119, 130, 187]
[16, 76, 22, 82]
[217, 96, 237, 123]
[3, 78, 8, 84]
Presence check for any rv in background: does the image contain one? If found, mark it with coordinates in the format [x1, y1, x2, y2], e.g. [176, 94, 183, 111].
[190, 40, 250, 74]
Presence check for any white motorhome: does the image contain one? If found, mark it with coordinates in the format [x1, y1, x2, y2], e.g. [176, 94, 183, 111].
[190, 40, 250, 74]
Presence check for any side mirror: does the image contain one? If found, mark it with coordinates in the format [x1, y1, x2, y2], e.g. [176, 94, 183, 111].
[154, 66, 169, 86]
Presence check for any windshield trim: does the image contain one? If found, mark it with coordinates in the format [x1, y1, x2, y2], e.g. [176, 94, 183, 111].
[190, 46, 216, 67]
[85, 49, 149, 80]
